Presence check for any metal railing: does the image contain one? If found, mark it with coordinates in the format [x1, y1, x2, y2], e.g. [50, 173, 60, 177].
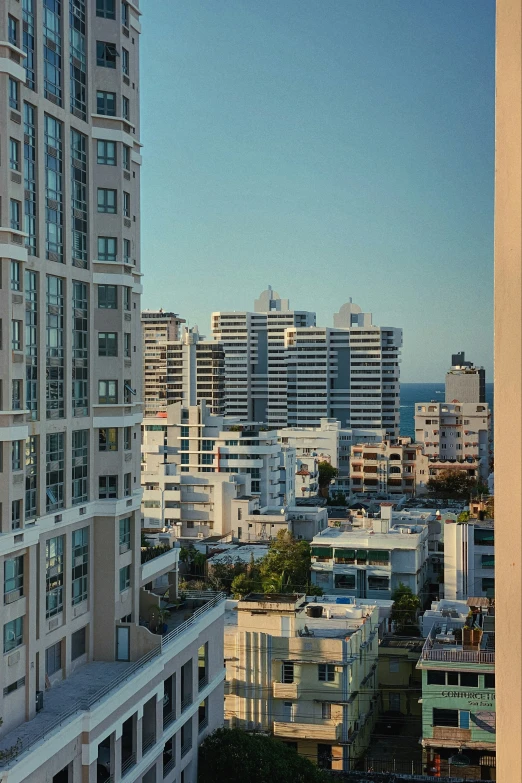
[163, 756, 176, 777]
[421, 629, 495, 664]
[180, 741, 192, 759]
[161, 591, 226, 649]
[198, 675, 209, 691]
[142, 732, 156, 755]
[121, 752, 137, 777]
[0, 592, 225, 769]
[180, 695, 192, 713]
[163, 709, 176, 729]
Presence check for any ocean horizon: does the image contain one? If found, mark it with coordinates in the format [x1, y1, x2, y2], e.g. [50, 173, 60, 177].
[400, 382, 494, 440]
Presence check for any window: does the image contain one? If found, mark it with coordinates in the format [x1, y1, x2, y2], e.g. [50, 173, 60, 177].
[11, 260, 21, 291]
[11, 500, 21, 531]
[45, 641, 62, 676]
[318, 664, 335, 682]
[99, 428, 118, 452]
[70, 1, 87, 119]
[96, 0, 115, 18]
[334, 573, 355, 590]
[96, 90, 116, 116]
[99, 475, 118, 499]
[98, 284, 118, 309]
[12, 380, 22, 411]
[119, 517, 131, 550]
[3, 677, 26, 697]
[123, 287, 131, 310]
[123, 332, 131, 358]
[97, 41, 118, 68]
[8, 15, 18, 45]
[433, 708, 459, 727]
[25, 435, 38, 520]
[389, 659, 400, 673]
[46, 276, 65, 415]
[198, 643, 208, 689]
[481, 554, 495, 569]
[321, 702, 332, 720]
[71, 627, 87, 660]
[10, 199, 21, 231]
[482, 577, 495, 593]
[474, 528, 494, 546]
[122, 47, 129, 74]
[9, 78, 19, 110]
[72, 527, 89, 605]
[98, 237, 117, 262]
[282, 661, 294, 684]
[98, 332, 118, 356]
[317, 744, 332, 770]
[484, 673, 495, 689]
[4, 556, 24, 601]
[12, 440, 22, 471]
[46, 536, 64, 617]
[427, 670, 446, 685]
[124, 472, 131, 497]
[97, 140, 117, 166]
[122, 0, 129, 26]
[10, 138, 20, 171]
[119, 565, 130, 592]
[4, 617, 23, 654]
[12, 320, 22, 351]
[123, 191, 130, 217]
[71, 132, 88, 265]
[367, 575, 390, 591]
[237, 508, 242, 520]
[123, 144, 130, 170]
[124, 427, 131, 450]
[72, 430, 88, 505]
[122, 96, 129, 121]
[124, 380, 133, 403]
[198, 698, 208, 731]
[98, 380, 118, 404]
[46, 432, 65, 511]
[123, 238, 131, 263]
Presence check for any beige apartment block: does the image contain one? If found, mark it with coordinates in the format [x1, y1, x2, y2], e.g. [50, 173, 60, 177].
[0, 2, 225, 781]
[350, 439, 429, 497]
[224, 593, 380, 772]
[142, 315, 225, 419]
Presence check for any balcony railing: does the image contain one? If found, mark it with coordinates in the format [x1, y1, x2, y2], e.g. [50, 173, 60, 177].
[142, 732, 156, 755]
[163, 709, 176, 729]
[180, 741, 192, 759]
[163, 756, 176, 777]
[0, 592, 226, 768]
[121, 753, 136, 777]
[180, 695, 192, 713]
[421, 630, 495, 664]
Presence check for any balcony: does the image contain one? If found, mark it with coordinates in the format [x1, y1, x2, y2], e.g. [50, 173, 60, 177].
[273, 720, 342, 741]
[140, 546, 179, 586]
[273, 682, 299, 699]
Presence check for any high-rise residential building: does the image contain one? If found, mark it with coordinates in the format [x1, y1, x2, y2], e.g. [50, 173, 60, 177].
[445, 352, 486, 403]
[224, 593, 380, 772]
[0, 5, 224, 781]
[414, 401, 491, 480]
[142, 317, 224, 418]
[212, 290, 402, 437]
[211, 286, 316, 424]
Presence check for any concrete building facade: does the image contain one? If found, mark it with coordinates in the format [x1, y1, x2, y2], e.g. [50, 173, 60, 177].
[443, 519, 495, 602]
[224, 593, 380, 771]
[212, 290, 402, 436]
[445, 352, 486, 404]
[414, 401, 491, 481]
[310, 507, 429, 600]
[0, 3, 224, 782]
[350, 439, 429, 497]
[142, 316, 224, 418]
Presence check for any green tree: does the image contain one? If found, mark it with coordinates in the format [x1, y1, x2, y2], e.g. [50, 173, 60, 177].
[426, 469, 489, 499]
[198, 728, 328, 783]
[231, 571, 263, 598]
[259, 530, 317, 594]
[457, 510, 470, 523]
[317, 461, 338, 498]
[391, 582, 421, 631]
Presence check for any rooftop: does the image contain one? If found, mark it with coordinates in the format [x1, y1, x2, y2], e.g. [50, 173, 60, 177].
[312, 523, 428, 546]
[420, 609, 495, 666]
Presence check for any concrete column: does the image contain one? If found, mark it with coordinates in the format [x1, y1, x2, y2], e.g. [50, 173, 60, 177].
[495, 1, 522, 780]
[135, 711, 143, 764]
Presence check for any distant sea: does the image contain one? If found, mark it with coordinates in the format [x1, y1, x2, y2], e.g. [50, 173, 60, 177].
[400, 383, 494, 440]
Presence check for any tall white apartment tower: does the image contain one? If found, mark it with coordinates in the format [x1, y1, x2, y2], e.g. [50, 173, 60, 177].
[0, 4, 224, 782]
[213, 292, 402, 437]
[211, 287, 316, 426]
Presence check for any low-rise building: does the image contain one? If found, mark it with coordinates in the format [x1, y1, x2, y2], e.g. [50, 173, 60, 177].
[350, 439, 429, 497]
[416, 601, 496, 779]
[224, 593, 380, 771]
[377, 636, 424, 725]
[310, 505, 429, 600]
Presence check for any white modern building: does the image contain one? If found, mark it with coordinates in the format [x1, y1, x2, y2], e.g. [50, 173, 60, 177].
[443, 519, 495, 601]
[0, 3, 224, 782]
[142, 317, 225, 418]
[349, 439, 430, 497]
[212, 290, 402, 436]
[310, 506, 429, 600]
[414, 401, 491, 480]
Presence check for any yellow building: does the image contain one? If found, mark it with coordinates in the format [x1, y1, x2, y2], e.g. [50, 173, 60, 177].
[224, 593, 380, 771]
[377, 636, 423, 723]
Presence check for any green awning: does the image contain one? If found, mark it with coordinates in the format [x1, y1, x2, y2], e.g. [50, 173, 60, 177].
[311, 547, 332, 558]
[335, 549, 355, 559]
[356, 550, 368, 560]
[370, 550, 389, 561]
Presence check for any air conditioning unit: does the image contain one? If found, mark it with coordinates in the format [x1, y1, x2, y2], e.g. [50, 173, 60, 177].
[5, 590, 21, 604]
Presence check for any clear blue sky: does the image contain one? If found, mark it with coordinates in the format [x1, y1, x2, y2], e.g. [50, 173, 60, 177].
[140, 0, 495, 383]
